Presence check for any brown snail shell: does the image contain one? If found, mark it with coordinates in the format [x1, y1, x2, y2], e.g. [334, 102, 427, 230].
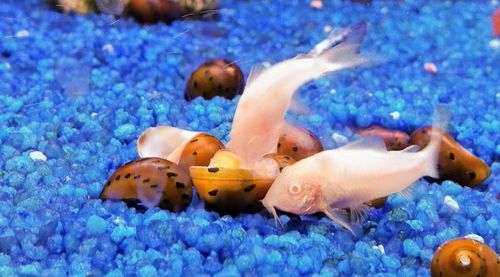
[178, 133, 225, 173]
[357, 125, 410, 151]
[410, 127, 491, 187]
[100, 158, 192, 212]
[278, 122, 324, 161]
[430, 238, 500, 277]
[129, 0, 182, 24]
[190, 150, 290, 214]
[185, 59, 245, 100]
[264, 153, 296, 172]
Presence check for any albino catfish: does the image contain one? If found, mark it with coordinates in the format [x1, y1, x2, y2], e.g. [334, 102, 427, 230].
[262, 109, 450, 234]
[227, 23, 373, 176]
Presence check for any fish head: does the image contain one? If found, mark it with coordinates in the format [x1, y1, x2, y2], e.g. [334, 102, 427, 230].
[262, 166, 322, 222]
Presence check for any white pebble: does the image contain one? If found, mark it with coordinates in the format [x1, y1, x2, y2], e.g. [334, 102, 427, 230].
[15, 29, 30, 38]
[5, 63, 10, 69]
[464, 234, 484, 243]
[329, 89, 336, 94]
[372, 244, 385, 255]
[102, 43, 114, 53]
[444, 195, 460, 212]
[91, 112, 98, 117]
[424, 62, 438, 74]
[262, 61, 272, 68]
[390, 111, 400, 120]
[29, 151, 47, 161]
[323, 25, 333, 33]
[489, 39, 500, 49]
[331, 133, 348, 145]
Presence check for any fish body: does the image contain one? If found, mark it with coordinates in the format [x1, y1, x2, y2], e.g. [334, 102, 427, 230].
[227, 23, 372, 175]
[262, 109, 449, 233]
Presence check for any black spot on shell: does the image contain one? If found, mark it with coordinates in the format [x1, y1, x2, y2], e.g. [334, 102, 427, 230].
[244, 184, 256, 192]
[181, 193, 190, 199]
[105, 181, 111, 187]
[190, 138, 199, 143]
[292, 147, 298, 152]
[217, 84, 222, 90]
[208, 189, 218, 196]
[209, 76, 213, 81]
[277, 143, 281, 149]
[176, 182, 185, 189]
[157, 166, 169, 171]
[143, 178, 150, 183]
[449, 152, 455, 160]
[152, 160, 162, 164]
[115, 175, 121, 181]
[194, 81, 198, 88]
[167, 172, 178, 177]
[163, 199, 170, 204]
[284, 156, 290, 160]
[468, 172, 476, 179]
[208, 167, 219, 173]
[134, 175, 141, 179]
[150, 184, 159, 188]
[125, 173, 131, 179]
[193, 151, 198, 156]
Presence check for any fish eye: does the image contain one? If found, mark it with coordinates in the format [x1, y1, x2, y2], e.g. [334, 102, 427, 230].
[289, 184, 302, 194]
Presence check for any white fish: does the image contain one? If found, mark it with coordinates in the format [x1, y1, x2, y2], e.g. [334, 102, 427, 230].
[262, 108, 450, 234]
[226, 23, 373, 176]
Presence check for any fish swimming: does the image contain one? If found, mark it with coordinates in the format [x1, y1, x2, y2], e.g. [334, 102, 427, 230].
[226, 23, 373, 177]
[262, 108, 450, 234]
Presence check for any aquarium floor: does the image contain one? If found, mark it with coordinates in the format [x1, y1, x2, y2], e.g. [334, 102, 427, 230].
[0, 0, 498, 276]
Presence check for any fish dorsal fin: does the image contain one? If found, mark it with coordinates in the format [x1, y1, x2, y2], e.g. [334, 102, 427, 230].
[401, 145, 420, 153]
[246, 63, 268, 86]
[338, 136, 387, 152]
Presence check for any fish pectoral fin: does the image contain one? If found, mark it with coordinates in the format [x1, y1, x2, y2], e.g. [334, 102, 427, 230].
[398, 183, 417, 201]
[338, 136, 387, 152]
[323, 207, 355, 235]
[246, 63, 268, 87]
[349, 204, 370, 225]
[401, 145, 420, 153]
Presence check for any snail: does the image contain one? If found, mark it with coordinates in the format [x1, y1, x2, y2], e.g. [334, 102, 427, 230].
[100, 158, 193, 212]
[430, 238, 499, 277]
[190, 150, 293, 214]
[410, 126, 491, 187]
[277, 122, 324, 161]
[185, 59, 245, 100]
[357, 125, 410, 151]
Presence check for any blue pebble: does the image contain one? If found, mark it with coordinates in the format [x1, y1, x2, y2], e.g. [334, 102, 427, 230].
[382, 255, 401, 271]
[113, 124, 136, 140]
[403, 239, 421, 257]
[138, 265, 158, 277]
[86, 215, 108, 236]
[110, 225, 136, 243]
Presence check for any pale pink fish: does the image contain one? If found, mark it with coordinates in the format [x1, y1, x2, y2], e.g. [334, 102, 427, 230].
[226, 23, 373, 176]
[262, 109, 450, 234]
[137, 126, 201, 164]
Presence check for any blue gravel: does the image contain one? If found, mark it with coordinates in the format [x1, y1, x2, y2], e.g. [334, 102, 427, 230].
[1, 0, 499, 275]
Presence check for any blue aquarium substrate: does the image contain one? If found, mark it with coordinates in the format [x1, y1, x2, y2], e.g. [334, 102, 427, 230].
[0, 0, 499, 276]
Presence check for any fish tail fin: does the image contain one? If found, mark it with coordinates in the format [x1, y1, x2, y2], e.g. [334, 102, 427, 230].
[309, 22, 380, 74]
[422, 106, 451, 179]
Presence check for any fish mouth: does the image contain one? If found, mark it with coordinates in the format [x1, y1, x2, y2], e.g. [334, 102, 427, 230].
[261, 199, 283, 228]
